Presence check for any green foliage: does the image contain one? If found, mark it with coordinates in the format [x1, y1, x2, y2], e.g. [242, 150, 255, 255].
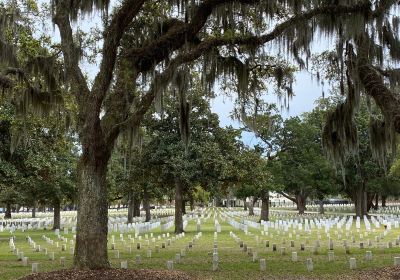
[0, 97, 78, 210]
[272, 114, 338, 201]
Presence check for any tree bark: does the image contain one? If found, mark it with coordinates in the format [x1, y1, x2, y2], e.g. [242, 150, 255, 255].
[354, 185, 367, 217]
[53, 198, 61, 230]
[127, 192, 134, 224]
[318, 200, 325, 215]
[182, 199, 186, 215]
[243, 200, 248, 211]
[143, 189, 151, 222]
[297, 195, 307, 215]
[248, 197, 255, 216]
[189, 196, 194, 211]
[5, 203, 11, 219]
[133, 194, 141, 217]
[32, 200, 36, 218]
[74, 157, 109, 269]
[174, 178, 184, 234]
[260, 194, 269, 222]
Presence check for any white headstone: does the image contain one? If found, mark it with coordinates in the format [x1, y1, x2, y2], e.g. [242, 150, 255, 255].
[349, 258, 357, 269]
[260, 259, 266, 271]
[121, 261, 128, 269]
[32, 263, 39, 273]
[167, 260, 174, 270]
[306, 258, 313, 272]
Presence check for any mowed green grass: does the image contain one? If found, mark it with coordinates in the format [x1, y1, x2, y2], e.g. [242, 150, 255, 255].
[1, 208, 400, 280]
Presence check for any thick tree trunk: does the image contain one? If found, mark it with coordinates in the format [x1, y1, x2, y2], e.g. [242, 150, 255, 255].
[354, 185, 367, 217]
[382, 195, 387, 207]
[143, 189, 151, 222]
[53, 199, 61, 230]
[127, 192, 134, 224]
[260, 194, 269, 222]
[318, 200, 325, 215]
[243, 200, 248, 211]
[74, 157, 109, 269]
[174, 178, 184, 234]
[297, 195, 307, 215]
[5, 203, 11, 219]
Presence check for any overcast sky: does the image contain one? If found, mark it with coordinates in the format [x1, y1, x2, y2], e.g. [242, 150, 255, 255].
[210, 70, 323, 146]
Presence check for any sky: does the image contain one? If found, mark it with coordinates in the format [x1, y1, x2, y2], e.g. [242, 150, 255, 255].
[211, 71, 323, 146]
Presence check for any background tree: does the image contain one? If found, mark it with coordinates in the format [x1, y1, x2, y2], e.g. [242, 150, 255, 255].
[273, 115, 337, 214]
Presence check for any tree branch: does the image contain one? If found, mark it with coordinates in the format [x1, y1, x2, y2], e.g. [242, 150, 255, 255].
[105, 1, 375, 145]
[356, 37, 400, 133]
[91, 0, 146, 108]
[126, 1, 373, 77]
[372, 0, 396, 18]
[277, 191, 297, 203]
[53, 0, 89, 97]
[125, 0, 258, 72]
[189, 2, 372, 51]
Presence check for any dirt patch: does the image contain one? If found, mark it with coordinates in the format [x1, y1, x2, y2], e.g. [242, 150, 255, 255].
[255, 266, 400, 280]
[18, 269, 191, 280]
[17, 266, 400, 280]
[337, 266, 400, 280]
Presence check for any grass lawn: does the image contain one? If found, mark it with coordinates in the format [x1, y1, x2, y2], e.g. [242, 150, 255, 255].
[1, 208, 400, 279]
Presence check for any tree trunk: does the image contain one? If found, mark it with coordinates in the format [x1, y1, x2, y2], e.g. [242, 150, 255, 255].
[143, 189, 151, 222]
[243, 200, 248, 211]
[367, 193, 375, 212]
[260, 194, 269, 222]
[382, 195, 387, 207]
[248, 197, 255, 216]
[74, 157, 109, 269]
[174, 178, 184, 234]
[354, 185, 367, 217]
[189, 196, 194, 211]
[182, 199, 186, 215]
[318, 200, 325, 215]
[374, 194, 379, 210]
[5, 203, 11, 219]
[363, 191, 368, 215]
[297, 195, 307, 214]
[215, 197, 223, 207]
[134, 194, 141, 217]
[53, 198, 61, 230]
[127, 192, 134, 224]
[32, 200, 36, 218]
